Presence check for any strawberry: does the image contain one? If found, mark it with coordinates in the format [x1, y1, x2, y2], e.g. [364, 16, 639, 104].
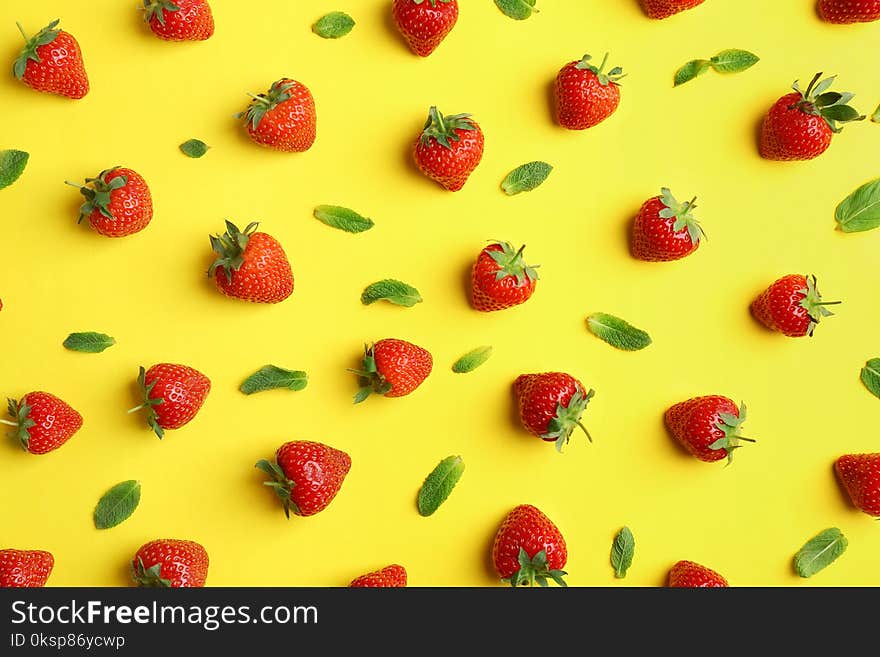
[555, 53, 624, 131]
[237, 79, 316, 153]
[760, 73, 863, 161]
[132, 539, 208, 588]
[392, 0, 458, 57]
[835, 453, 880, 517]
[665, 396, 754, 464]
[668, 560, 728, 587]
[413, 106, 484, 192]
[750, 274, 839, 338]
[641, 0, 705, 19]
[471, 242, 538, 311]
[818, 0, 880, 23]
[129, 364, 211, 439]
[256, 441, 352, 518]
[349, 564, 407, 587]
[208, 221, 294, 304]
[143, 0, 215, 41]
[631, 188, 704, 262]
[0, 549, 54, 587]
[513, 372, 594, 452]
[351, 339, 433, 403]
[3, 392, 82, 455]
[13, 20, 89, 99]
[65, 167, 153, 237]
[493, 505, 567, 587]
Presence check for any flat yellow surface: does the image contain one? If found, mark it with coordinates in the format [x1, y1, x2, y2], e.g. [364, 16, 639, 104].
[2, 0, 879, 587]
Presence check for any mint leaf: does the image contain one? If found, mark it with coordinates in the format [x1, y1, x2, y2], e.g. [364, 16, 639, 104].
[835, 178, 880, 233]
[794, 528, 847, 578]
[418, 455, 465, 516]
[674, 60, 710, 87]
[452, 346, 493, 373]
[501, 161, 552, 195]
[180, 139, 209, 158]
[361, 279, 422, 307]
[709, 49, 760, 74]
[94, 480, 141, 530]
[495, 0, 537, 20]
[313, 11, 355, 38]
[240, 366, 308, 394]
[611, 526, 635, 579]
[860, 358, 880, 400]
[314, 205, 374, 233]
[0, 150, 29, 189]
[63, 332, 116, 353]
[587, 313, 652, 351]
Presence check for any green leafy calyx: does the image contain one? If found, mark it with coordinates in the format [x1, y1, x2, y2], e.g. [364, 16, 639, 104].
[255, 458, 299, 519]
[5, 397, 35, 451]
[132, 557, 171, 588]
[13, 20, 60, 80]
[798, 275, 840, 337]
[504, 548, 567, 587]
[208, 220, 258, 278]
[791, 73, 864, 134]
[238, 80, 296, 130]
[350, 343, 393, 404]
[65, 169, 127, 224]
[420, 106, 477, 150]
[659, 187, 704, 245]
[575, 53, 625, 86]
[544, 388, 595, 453]
[707, 402, 755, 465]
[132, 366, 165, 439]
[143, 1, 182, 26]
[488, 242, 539, 286]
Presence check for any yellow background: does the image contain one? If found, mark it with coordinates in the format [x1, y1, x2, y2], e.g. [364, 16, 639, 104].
[1, 0, 879, 587]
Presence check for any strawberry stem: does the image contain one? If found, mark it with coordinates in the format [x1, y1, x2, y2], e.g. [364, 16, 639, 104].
[576, 421, 593, 443]
[126, 404, 144, 414]
[16, 21, 28, 41]
[0, 419, 17, 427]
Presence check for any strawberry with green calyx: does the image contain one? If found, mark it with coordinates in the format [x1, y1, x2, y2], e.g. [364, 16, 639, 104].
[513, 372, 595, 452]
[665, 396, 754, 464]
[413, 106, 484, 191]
[555, 53, 624, 130]
[129, 364, 211, 439]
[143, 0, 215, 41]
[351, 339, 433, 403]
[751, 274, 840, 337]
[3, 392, 83, 455]
[632, 188, 704, 262]
[471, 242, 539, 311]
[237, 78, 316, 152]
[132, 539, 208, 588]
[392, 0, 458, 57]
[493, 505, 568, 587]
[65, 167, 153, 237]
[14, 19, 89, 99]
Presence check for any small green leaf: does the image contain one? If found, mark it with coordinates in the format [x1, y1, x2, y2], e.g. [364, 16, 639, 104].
[240, 366, 308, 395]
[312, 11, 355, 39]
[494, 0, 537, 20]
[674, 60, 711, 87]
[823, 104, 862, 122]
[63, 332, 116, 353]
[611, 526, 635, 579]
[417, 455, 465, 516]
[314, 205, 374, 233]
[0, 150, 29, 190]
[709, 49, 760, 74]
[871, 104, 880, 123]
[452, 346, 493, 373]
[94, 480, 141, 530]
[835, 178, 880, 233]
[501, 161, 552, 195]
[179, 139, 209, 158]
[361, 279, 422, 307]
[860, 358, 880, 400]
[794, 528, 847, 578]
[587, 313, 652, 351]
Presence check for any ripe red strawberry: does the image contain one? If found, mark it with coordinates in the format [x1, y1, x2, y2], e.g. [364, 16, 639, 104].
[392, 0, 458, 57]
[3, 392, 82, 455]
[65, 167, 153, 237]
[238, 79, 316, 152]
[208, 221, 294, 304]
[256, 441, 352, 518]
[751, 274, 839, 338]
[471, 242, 538, 311]
[513, 372, 594, 452]
[665, 396, 754, 464]
[668, 560, 728, 587]
[349, 564, 407, 587]
[132, 539, 208, 588]
[352, 339, 433, 403]
[13, 20, 89, 99]
[413, 106, 484, 191]
[0, 549, 54, 587]
[760, 73, 863, 161]
[555, 53, 624, 130]
[631, 188, 704, 262]
[493, 505, 567, 587]
[641, 0, 705, 19]
[144, 0, 215, 41]
[130, 364, 211, 439]
[835, 453, 880, 517]
[818, 0, 880, 23]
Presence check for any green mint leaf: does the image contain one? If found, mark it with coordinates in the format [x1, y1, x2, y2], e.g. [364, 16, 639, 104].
[872, 104, 880, 123]
[94, 480, 141, 530]
[452, 346, 493, 373]
[63, 332, 116, 353]
[709, 49, 760, 74]
[860, 358, 880, 400]
[240, 365, 308, 395]
[417, 455, 465, 516]
[312, 11, 355, 38]
[794, 528, 847, 578]
[611, 526, 635, 579]
[494, 0, 537, 20]
[179, 139, 210, 158]
[501, 161, 553, 195]
[674, 60, 711, 87]
[313, 205, 374, 233]
[361, 279, 422, 307]
[835, 178, 880, 233]
[0, 150, 29, 190]
[587, 313, 652, 351]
